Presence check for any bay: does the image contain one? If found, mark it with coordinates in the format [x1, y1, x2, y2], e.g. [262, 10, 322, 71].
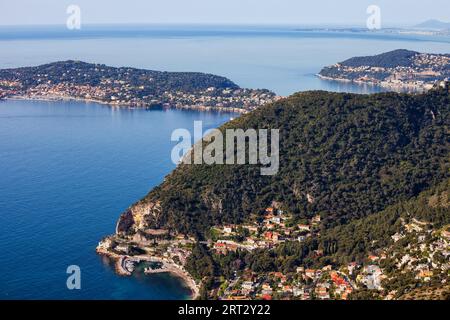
[0, 99, 235, 299]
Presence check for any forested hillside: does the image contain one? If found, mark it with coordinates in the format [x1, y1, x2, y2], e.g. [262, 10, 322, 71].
[340, 49, 418, 68]
[204, 178, 449, 273]
[0, 60, 239, 92]
[118, 84, 449, 237]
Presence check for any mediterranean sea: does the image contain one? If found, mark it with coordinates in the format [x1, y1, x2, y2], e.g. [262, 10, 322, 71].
[0, 99, 235, 299]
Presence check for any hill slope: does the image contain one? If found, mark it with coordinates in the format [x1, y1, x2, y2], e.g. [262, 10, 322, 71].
[116, 84, 450, 237]
[0, 61, 275, 111]
[0, 60, 239, 92]
[318, 50, 450, 92]
[415, 19, 450, 30]
[339, 49, 419, 68]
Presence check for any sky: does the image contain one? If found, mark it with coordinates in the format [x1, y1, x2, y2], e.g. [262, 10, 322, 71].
[0, 0, 449, 27]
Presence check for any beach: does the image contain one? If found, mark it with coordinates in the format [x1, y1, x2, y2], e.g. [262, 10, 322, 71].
[96, 246, 200, 300]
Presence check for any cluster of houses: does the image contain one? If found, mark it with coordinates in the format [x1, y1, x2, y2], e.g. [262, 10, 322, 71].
[98, 206, 449, 300]
[218, 249, 445, 301]
[162, 243, 191, 266]
[0, 74, 275, 112]
[355, 219, 450, 296]
[211, 212, 450, 300]
[324, 52, 450, 92]
[212, 207, 321, 255]
[209, 207, 362, 300]
[0, 80, 22, 99]
[164, 87, 275, 112]
[390, 221, 450, 284]
[219, 265, 356, 300]
[97, 232, 194, 268]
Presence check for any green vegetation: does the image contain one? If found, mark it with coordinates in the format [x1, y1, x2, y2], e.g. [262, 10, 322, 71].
[318, 49, 450, 85]
[185, 243, 217, 280]
[0, 61, 275, 110]
[317, 178, 450, 265]
[190, 180, 449, 298]
[121, 85, 449, 237]
[340, 49, 419, 68]
[113, 85, 449, 299]
[0, 60, 239, 93]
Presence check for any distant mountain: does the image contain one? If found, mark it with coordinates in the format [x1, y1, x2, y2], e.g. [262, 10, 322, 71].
[339, 49, 418, 68]
[415, 19, 450, 30]
[0, 60, 239, 92]
[318, 49, 450, 91]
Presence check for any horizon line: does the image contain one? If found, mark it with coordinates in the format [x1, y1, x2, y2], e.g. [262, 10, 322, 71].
[0, 21, 429, 29]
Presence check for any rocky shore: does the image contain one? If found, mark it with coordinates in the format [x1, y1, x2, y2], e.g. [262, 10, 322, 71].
[5, 94, 251, 114]
[96, 240, 200, 300]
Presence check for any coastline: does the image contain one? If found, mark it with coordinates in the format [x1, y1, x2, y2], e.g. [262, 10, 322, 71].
[4, 94, 250, 114]
[97, 246, 200, 300]
[5, 90, 219, 301]
[316, 74, 432, 93]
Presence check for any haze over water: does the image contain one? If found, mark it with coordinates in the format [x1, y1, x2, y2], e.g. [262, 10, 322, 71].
[1, 25, 449, 96]
[0, 25, 449, 299]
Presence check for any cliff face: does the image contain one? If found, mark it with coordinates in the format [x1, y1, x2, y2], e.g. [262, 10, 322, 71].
[117, 201, 163, 235]
[115, 85, 450, 238]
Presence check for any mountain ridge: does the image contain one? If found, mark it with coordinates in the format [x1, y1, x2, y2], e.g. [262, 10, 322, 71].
[415, 19, 450, 30]
[116, 85, 450, 237]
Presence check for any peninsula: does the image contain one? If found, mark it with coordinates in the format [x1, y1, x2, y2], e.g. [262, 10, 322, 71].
[0, 61, 277, 113]
[318, 49, 450, 92]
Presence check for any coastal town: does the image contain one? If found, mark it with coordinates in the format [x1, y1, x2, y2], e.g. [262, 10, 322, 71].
[0, 61, 277, 113]
[318, 50, 450, 92]
[97, 203, 450, 300]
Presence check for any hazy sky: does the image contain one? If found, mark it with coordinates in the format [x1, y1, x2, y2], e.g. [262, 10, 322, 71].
[0, 0, 449, 26]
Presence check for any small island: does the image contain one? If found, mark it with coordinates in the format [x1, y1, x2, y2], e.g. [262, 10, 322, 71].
[318, 49, 450, 92]
[0, 61, 277, 113]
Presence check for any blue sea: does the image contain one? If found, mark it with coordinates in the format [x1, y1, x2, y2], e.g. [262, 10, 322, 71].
[0, 25, 449, 299]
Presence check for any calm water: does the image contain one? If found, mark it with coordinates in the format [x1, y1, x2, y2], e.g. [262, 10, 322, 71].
[0, 100, 235, 299]
[0, 25, 449, 299]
